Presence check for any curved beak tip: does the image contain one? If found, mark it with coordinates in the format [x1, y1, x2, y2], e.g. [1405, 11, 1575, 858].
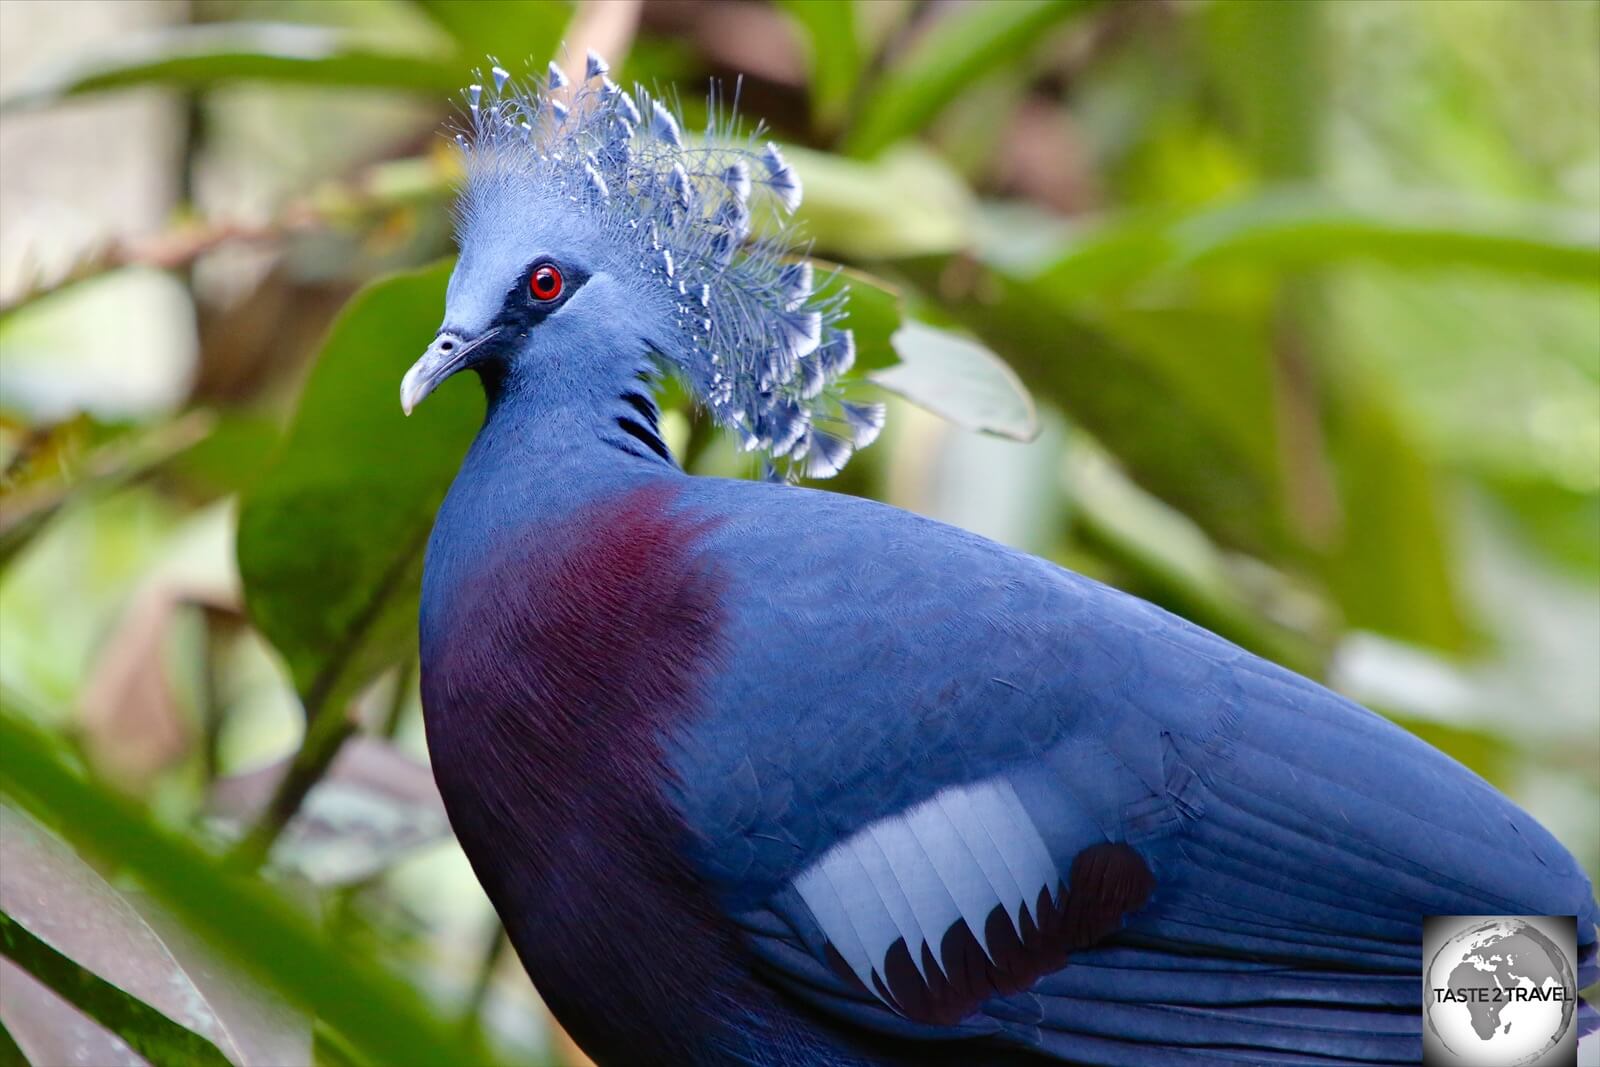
[398, 366, 426, 417]
[400, 329, 496, 418]
[399, 371, 422, 417]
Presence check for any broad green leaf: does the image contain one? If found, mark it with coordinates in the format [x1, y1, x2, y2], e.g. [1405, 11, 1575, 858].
[874, 321, 1038, 442]
[1486, 479, 1600, 578]
[814, 266, 1036, 441]
[1061, 436, 1326, 677]
[899, 255, 1287, 554]
[1320, 376, 1471, 651]
[812, 264, 903, 373]
[1203, 0, 1323, 180]
[0, 711, 486, 1067]
[842, 0, 1092, 158]
[929, 244, 1472, 648]
[0, 1013, 24, 1067]
[129, 900, 310, 1067]
[237, 261, 474, 721]
[1085, 306, 1278, 470]
[0, 916, 227, 1067]
[0, 23, 461, 111]
[992, 193, 1600, 292]
[780, 0, 863, 132]
[409, 0, 571, 70]
[0, 805, 300, 1067]
[1322, 267, 1600, 494]
[163, 413, 283, 502]
[1166, 193, 1600, 285]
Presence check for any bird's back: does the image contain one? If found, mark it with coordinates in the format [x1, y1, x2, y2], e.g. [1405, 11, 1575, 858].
[663, 474, 1600, 1064]
[420, 457, 1596, 1064]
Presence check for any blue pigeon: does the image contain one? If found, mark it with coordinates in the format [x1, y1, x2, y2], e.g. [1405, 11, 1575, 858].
[402, 59, 1598, 1066]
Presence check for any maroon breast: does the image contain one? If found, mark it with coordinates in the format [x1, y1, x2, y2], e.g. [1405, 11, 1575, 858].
[419, 482, 744, 1064]
[424, 480, 725, 789]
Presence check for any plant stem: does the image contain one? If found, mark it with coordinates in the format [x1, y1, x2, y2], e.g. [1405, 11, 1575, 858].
[460, 923, 510, 1033]
[379, 658, 415, 740]
[225, 700, 354, 871]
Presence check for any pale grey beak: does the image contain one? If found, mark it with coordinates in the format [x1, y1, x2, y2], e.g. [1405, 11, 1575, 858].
[400, 328, 500, 416]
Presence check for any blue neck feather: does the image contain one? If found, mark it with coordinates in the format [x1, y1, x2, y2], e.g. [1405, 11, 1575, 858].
[428, 339, 676, 551]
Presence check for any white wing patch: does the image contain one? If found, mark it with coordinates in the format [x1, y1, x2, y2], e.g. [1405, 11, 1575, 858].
[792, 776, 1059, 1007]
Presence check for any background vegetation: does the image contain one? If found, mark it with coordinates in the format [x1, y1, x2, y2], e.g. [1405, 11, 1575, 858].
[1, 1, 1596, 1064]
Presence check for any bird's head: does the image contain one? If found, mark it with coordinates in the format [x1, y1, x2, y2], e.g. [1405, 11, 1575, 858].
[401, 54, 883, 478]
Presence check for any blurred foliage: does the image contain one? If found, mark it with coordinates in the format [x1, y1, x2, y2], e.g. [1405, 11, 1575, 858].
[230, 262, 476, 865]
[0, 0, 1596, 1063]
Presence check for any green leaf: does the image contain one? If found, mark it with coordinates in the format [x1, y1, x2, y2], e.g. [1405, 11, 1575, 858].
[815, 266, 1037, 441]
[874, 321, 1038, 441]
[1203, 0, 1323, 180]
[0, 710, 486, 1067]
[1321, 377, 1472, 650]
[164, 413, 283, 502]
[0, 1013, 23, 1066]
[409, 0, 571, 69]
[842, 0, 1092, 158]
[812, 263, 903, 373]
[779, 0, 863, 132]
[937, 245, 1472, 648]
[1004, 192, 1600, 292]
[0, 22, 461, 111]
[0, 804, 300, 1067]
[0, 913, 230, 1067]
[1486, 479, 1600, 578]
[1169, 193, 1600, 284]
[237, 261, 475, 720]
[1061, 435, 1327, 677]
[899, 255, 1288, 555]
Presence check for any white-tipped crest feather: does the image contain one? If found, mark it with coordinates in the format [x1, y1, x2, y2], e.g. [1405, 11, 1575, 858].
[452, 58, 880, 479]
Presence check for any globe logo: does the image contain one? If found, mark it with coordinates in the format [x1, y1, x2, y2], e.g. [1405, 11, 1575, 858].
[1424, 916, 1578, 1066]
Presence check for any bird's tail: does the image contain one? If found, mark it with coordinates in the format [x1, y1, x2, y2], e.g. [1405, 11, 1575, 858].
[1007, 943, 1421, 1066]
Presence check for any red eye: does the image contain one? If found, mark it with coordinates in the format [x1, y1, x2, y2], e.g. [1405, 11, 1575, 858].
[530, 264, 563, 301]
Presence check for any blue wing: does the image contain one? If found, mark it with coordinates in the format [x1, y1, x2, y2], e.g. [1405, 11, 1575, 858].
[664, 481, 1599, 1065]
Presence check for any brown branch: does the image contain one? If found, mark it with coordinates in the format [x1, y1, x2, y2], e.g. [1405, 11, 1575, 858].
[0, 213, 319, 319]
[561, 0, 643, 85]
[0, 149, 457, 320]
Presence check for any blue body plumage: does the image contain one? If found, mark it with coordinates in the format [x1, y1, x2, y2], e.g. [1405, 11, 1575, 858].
[405, 58, 1598, 1067]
